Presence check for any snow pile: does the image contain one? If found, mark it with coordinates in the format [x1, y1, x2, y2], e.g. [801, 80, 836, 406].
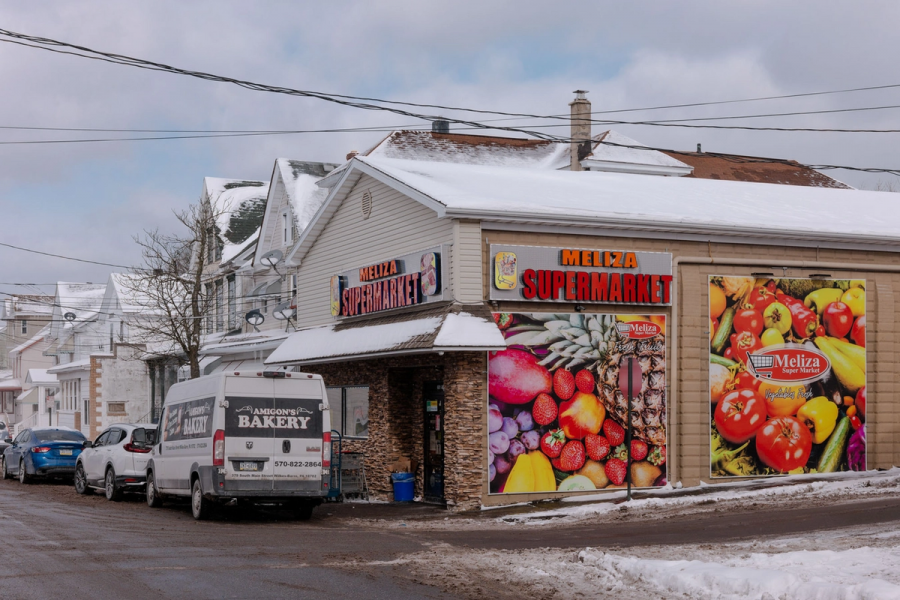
[499, 470, 900, 526]
[574, 546, 900, 599]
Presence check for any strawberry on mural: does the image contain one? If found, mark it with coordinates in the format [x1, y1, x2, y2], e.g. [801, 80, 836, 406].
[489, 313, 667, 494]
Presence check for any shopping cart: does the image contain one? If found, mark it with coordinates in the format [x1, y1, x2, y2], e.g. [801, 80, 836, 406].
[747, 353, 774, 377]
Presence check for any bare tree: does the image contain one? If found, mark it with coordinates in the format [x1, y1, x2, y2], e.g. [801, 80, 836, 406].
[122, 202, 220, 379]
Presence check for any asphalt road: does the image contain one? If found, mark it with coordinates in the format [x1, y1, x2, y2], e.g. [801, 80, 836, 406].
[1, 477, 899, 599]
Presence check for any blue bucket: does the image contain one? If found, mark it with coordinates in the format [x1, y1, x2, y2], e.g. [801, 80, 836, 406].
[391, 472, 415, 502]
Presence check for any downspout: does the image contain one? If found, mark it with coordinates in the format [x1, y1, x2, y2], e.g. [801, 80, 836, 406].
[670, 256, 900, 486]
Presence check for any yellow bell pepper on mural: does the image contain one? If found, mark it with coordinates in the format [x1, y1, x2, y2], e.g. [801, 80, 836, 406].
[504, 451, 556, 493]
[797, 396, 839, 444]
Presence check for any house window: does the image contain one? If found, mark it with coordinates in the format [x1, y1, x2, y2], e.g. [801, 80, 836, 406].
[325, 386, 369, 439]
[204, 283, 212, 333]
[282, 211, 289, 244]
[107, 402, 126, 414]
[215, 279, 224, 331]
[227, 276, 236, 330]
[20, 320, 26, 335]
[84, 399, 89, 425]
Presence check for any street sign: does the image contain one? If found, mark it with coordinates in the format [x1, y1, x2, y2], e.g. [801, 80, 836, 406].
[617, 356, 641, 501]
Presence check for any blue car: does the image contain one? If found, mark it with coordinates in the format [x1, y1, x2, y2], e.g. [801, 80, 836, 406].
[2, 427, 87, 483]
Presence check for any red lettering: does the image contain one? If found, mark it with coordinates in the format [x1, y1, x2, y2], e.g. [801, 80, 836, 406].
[608, 273, 622, 303]
[565, 271, 577, 300]
[382, 279, 390, 309]
[650, 275, 660, 303]
[354, 287, 361, 315]
[537, 270, 552, 300]
[523, 269, 537, 299]
[591, 272, 608, 302]
[660, 275, 673, 304]
[576, 271, 590, 300]
[411, 272, 420, 304]
[389, 279, 397, 308]
[622, 273, 636, 303]
[636, 275, 650, 303]
[551, 270, 565, 301]
[341, 289, 350, 316]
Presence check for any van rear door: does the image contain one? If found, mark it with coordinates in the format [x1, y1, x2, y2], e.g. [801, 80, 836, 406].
[271, 377, 325, 492]
[223, 377, 277, 489]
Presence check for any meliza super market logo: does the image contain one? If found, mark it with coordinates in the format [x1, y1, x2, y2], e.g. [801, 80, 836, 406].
[747, 347, 831, 382]
[615, 321, 660, 339]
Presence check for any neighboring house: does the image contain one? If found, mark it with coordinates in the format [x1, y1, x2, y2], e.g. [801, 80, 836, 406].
[0, 293, 54, 371]
[45, 282, 107, 432]
[7, 325, 54, 432]
[188, 159, 339, 375]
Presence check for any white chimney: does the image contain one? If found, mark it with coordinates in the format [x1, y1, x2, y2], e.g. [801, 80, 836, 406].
[569, 90, 591, 171]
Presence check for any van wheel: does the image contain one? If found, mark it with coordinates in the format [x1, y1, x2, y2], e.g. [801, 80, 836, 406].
[191, 478, 211, 521]
[293, 501, 314, 521]
[74, 464, 92, 495]
[104, 468, 122, 502]
[146, 471, 163, 508]
[18, 459, 29, 484]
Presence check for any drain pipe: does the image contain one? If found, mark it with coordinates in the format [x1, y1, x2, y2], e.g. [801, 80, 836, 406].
[669, 256, 900, 486]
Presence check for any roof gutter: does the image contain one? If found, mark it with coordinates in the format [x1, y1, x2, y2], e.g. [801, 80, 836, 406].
[580, 159, 693, 177]
[265, 345, 502, 366]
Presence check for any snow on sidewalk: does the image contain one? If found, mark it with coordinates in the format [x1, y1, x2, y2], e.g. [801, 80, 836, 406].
[498, 469, 900, 526]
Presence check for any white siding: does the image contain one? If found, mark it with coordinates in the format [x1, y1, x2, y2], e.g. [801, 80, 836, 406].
[452, 219, 483, 303]
[293, 175, 453, 328]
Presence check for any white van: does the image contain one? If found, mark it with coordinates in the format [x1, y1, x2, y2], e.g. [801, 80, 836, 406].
[146, 370, 333, 520]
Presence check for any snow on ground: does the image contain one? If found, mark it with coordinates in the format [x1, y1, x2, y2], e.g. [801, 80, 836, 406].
[361, 523, 900, 600]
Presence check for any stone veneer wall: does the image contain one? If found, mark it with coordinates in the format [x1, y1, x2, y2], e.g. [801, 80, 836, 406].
[309, 351, 486, 511]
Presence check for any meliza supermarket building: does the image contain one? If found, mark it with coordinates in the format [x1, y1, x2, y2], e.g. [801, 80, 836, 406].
[264, 151, 899, 509]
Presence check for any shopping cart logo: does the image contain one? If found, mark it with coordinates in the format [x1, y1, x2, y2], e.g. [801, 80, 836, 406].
[747, 347, 830, 382]
[616, 321, 661, 340]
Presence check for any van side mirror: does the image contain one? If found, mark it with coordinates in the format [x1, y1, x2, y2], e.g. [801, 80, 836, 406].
[82, 440, 93, 449]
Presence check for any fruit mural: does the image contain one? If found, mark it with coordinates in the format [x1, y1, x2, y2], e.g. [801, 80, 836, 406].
[488, 312, 667, 494]
[709, 276, 867, 478]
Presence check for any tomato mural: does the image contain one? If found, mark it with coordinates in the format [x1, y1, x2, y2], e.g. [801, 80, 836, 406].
[489, 313, 667, 494]
[710, 276, 867, 478]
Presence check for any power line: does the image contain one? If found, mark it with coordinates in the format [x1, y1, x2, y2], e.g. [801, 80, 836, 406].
[0, 241, 133, 269]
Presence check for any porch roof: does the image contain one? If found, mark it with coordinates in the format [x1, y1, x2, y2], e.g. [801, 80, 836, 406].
[265, 304, 505, 366]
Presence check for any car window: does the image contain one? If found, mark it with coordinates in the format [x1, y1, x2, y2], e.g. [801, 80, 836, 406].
[34, 430, 86, 443]
[131, 428, 155, 445]
[14, 431, 29, 444]
[109, 429, 126, 445]
[94, 431, 111, 447]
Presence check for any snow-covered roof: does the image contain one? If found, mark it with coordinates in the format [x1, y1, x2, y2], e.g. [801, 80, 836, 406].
[201, 330, 290, 356]
[0, 378, 21, 391]
[221, 227, 259, 265]
[46, 358, 91, 375]
[266, 305, 504, 365]
[109, 273, 152, 314]
[6, 294, 54, 317]
[203, 177, 269, 264]
[54, 282, 107, 328]
[584, 131, 693, 176]
[275, 159, 341, 233]
[314, 155, 900, 250]
[10, 325, 50, 355]
[25, 369, 57, 386]
[365, 130, 571, 170]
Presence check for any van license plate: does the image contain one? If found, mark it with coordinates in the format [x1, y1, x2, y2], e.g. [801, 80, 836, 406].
[59, 449, 73, 456]
[239, 462, 259, 471]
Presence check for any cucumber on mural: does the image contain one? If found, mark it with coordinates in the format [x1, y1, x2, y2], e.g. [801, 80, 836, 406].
[488, 312, 667, 495]
[709, 277, 867, 478]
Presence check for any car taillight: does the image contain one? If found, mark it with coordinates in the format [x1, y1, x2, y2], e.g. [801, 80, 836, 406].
[322, 432, 331, 468]
[31, 446, 51, 453]
[213, 429, 225, 467]
[123, 443, 151, 454]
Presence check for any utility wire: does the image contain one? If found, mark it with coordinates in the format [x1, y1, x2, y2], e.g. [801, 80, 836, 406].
[0, 241, 133, 269]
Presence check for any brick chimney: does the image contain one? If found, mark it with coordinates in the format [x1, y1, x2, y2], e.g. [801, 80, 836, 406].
[569, 90, 591, 171]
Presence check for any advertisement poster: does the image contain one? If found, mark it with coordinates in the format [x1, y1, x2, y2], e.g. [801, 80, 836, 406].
[489, 312, 667, 495]
[709, 277, 867, 477]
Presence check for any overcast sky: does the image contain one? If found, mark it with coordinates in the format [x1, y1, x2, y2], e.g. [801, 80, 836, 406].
[2, 1, 899, 293]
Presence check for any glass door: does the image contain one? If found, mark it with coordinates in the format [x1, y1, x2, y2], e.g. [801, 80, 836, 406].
[423, 381, 444, 502]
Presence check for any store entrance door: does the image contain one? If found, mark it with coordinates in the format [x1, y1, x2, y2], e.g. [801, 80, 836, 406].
[423, 381, 445, 503]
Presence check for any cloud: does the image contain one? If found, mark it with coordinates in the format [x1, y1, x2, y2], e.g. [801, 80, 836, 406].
[0, 0, 898, 289]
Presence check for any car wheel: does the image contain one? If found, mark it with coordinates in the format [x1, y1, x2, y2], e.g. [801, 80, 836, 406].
[18, 459, 29, 484]
[191, 478, 211, 521]
[1, 456, 10, 480]
[104, 468, 122, 502]
[74, 464, 92, 495]
[146, 471, 163, 508]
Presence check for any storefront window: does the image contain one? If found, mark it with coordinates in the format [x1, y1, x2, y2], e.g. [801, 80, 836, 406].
[326, 386, 369, 439]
